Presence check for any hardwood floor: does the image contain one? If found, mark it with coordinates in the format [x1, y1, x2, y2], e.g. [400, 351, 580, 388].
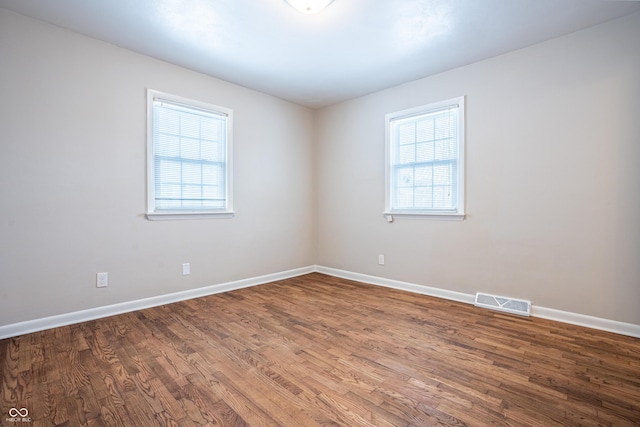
[1, 273, 639, 426]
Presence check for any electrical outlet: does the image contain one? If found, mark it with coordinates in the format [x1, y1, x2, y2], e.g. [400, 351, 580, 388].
[182, 263, 190, 276]
[378, 254, 385, 265]
[96, 272, 108, 288]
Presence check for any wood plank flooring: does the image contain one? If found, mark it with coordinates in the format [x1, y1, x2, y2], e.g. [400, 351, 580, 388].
[1, 272, 639, 426]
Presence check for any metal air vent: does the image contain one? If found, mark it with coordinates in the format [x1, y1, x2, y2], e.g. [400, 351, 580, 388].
[474, 293, 531, 316]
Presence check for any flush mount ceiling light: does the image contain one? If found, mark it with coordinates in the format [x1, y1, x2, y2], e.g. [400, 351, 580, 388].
[284, 0, 335, 14]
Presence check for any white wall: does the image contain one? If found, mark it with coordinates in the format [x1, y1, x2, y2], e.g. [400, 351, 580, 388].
[0, 10, 316, 325]
[316, 12, 640, 325]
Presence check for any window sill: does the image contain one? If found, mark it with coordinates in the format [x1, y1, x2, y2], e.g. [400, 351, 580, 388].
[383, 211, 466, 222]
[146, 211, 235, 221]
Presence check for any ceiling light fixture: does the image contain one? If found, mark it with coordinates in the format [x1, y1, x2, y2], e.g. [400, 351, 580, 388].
[284, 0, 335, 14]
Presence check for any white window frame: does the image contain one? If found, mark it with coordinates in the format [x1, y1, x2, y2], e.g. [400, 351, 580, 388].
[146, 89, 234, 220]
[384, 96, 465, 221]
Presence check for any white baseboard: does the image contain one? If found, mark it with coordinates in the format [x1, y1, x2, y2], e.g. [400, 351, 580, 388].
[532, 306, 640, 338]
[315, 265, 640, 339]
[3, 265, 639, 340]
[315, 265, 475, 304]
[0, 266, 315, 340]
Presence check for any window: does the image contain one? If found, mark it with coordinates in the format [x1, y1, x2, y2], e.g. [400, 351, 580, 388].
[384, 96, 465, 220]
[146, 90, 233, 220]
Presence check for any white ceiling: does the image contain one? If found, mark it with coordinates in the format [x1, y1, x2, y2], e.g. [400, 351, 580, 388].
[2, 0, 640, 108]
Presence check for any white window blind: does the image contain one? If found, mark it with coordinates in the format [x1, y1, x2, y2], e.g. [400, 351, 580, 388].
[146, 90, 233, 219]
[385, 97, 465, 219]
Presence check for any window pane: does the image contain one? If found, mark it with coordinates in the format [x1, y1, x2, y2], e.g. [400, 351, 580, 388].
[396, 187, 414, 209]
[398, 144, 415, 164]
[180, 137, 201, 160]
[182, 163, 201, 185]
[416, 118, 434, 143]
[434, 113, 454, 139]
[201, 119, 219, 142]
[435, 137, 455, 160]
[398, 122, 415, 145]
[157, 156, 178, 175]
[180, 113, 201, 139]
[396, 167, 414, 188]
[182, 184, 201, 199]
[202, 164, 221, 185]
[201, 141, 220, 162]
[151, 95, 230, 213]
[433, 164, 452, 185]
[157, 108, 180, 134]
[156, 183, 182, 210]
[203, 185, 225, 209]
[414, 166, 432, 186]
[416, 142, 434, 162]
[415, 187, 432, 208]
[156, 134, 179, 157]
[387, 98, 463, 214]
[433, 185, 454, 209]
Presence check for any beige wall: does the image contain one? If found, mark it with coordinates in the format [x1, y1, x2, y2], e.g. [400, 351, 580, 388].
[0, 10, 316, 325]
[316, 11, 640, 325]
[2, 8, 639, 328]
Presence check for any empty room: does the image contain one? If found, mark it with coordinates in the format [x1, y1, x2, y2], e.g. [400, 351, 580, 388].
[1, 0, 639, 425]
